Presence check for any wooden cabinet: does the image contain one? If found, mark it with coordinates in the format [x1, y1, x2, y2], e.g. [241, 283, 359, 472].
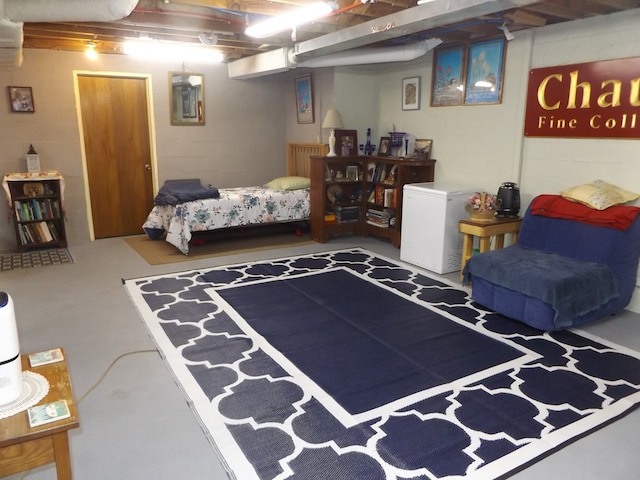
[311, 156, 435, 247]
[2, 172, 67, 251]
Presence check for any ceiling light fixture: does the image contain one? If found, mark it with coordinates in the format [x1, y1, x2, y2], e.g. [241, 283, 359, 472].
[123, 40, 224, 63]
[85, 42, 97, 60]
[245, 2, 336, 38]
[416, 0, 436, 5]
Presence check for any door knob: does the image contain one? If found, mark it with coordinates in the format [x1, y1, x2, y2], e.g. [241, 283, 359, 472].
[144, 164, 151, 171]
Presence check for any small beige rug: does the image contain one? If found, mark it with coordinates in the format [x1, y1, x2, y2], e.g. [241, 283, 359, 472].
[124, 227, 315, 265]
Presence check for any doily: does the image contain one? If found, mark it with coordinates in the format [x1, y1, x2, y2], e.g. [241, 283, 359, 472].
[0, 371, 50, 419]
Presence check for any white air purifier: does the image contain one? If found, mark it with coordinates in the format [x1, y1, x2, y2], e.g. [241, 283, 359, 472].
[0, 292, 22, 406]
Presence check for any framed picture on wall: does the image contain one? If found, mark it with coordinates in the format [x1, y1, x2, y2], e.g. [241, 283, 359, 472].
[431, 46, 465, 106]
[402, 76, 421, 110]
[8, 86, 35, 113]
[295, 74, 314, 124]
[464, 38, 506, 105]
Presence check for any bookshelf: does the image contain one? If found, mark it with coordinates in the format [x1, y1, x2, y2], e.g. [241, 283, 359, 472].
[310, 156, 435, 247]
[3, 172, 67, 251]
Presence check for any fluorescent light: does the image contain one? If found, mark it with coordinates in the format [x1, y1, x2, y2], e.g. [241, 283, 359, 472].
[123, 40, 224, 63]
[416, 0, 436, 4]
[246, 2, 335, 38]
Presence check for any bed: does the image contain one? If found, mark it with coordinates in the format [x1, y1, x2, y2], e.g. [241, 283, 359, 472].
[142, 143, 328, 255]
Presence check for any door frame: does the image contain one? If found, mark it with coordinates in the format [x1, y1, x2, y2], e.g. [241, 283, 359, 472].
[73, 70, 159, 241]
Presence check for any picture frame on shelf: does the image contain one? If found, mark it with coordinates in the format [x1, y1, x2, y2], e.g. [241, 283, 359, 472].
[295, 74, 314, 124]
[402, 76, 421, 110]
[414, 139, 433, 159]
[464, 38, 506, 105]
[8, 86, 35, 113]
[431, 46, 465, 106]
[346, 165, 359, 181]
[334, 129, 358, 156]
[378, 136, 391, 156]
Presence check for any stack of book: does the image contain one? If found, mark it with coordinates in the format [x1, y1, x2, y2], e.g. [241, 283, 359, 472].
[366, 208, 395, 228]
[333, 205, 360, 224]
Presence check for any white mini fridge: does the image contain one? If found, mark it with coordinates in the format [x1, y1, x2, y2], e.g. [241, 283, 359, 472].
[401, 183, 477, 274]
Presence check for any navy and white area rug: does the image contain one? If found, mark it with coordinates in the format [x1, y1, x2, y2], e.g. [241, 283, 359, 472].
[124, 248, 640, 480]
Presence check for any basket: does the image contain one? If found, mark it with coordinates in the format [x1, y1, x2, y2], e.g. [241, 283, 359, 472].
[470, 210, 496, 222]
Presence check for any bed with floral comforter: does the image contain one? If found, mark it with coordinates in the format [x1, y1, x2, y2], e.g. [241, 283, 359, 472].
[142, 186, 311, 254]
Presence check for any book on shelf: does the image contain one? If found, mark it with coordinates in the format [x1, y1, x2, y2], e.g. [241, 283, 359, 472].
[383, 188, 396, 208]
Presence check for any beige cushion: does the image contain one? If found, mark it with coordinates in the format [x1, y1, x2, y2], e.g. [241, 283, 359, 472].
[561, 180, 639, 210]
[264, 176, 310, 190]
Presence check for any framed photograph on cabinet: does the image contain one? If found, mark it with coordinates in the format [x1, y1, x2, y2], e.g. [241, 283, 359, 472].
[334, 129, 358, 156]
[378, 136, 391, 156]
[431, 46, 465, 106]
[464, 38, 506, 105]
[402, 76, 420, 110]
[295, 74, 314, 124]
[413, 139, 433, 159]
[346, 165, 359, 181]
[8, 86, 35, 113]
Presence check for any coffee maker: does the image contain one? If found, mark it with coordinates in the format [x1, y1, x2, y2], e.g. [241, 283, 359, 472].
[496, 182, 521, 218]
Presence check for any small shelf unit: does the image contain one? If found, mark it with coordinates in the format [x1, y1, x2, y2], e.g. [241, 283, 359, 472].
[310, 155, 435, 247]
[3, 172, 67, 251]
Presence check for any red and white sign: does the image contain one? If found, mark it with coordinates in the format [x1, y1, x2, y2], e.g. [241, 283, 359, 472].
[524, 57, 640, 139]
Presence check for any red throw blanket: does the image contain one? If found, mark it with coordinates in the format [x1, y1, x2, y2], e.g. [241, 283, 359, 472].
[530, 194, 640, 230]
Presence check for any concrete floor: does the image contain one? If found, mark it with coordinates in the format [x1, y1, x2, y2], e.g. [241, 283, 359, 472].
[1, 235, 639, 480]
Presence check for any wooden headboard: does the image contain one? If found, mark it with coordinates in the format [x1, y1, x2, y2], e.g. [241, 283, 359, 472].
[287, 143, 329, 177]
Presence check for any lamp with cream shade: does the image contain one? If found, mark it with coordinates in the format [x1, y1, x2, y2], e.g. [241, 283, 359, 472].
[322, 109, 343, 156]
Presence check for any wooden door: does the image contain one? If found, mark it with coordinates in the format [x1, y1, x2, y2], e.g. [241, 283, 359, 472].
[77, 75, 154, 238]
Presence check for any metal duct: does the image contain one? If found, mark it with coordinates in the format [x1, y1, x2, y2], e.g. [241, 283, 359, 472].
[3, 0, 138, 22]
[291, 38, 443, 68]
[230, 0, 541, 78]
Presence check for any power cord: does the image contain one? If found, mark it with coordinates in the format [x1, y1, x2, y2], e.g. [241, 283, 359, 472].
[18, 349, 159, 480]
[77, 349, 158, 403]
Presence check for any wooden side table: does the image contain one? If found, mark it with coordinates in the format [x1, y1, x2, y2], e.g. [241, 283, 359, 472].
[0, 350, 79, 479]
[459, 216, 523, 277]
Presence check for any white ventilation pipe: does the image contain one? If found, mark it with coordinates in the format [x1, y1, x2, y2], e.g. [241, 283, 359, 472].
[0, 0, 138, 69]
[290, 38, 442, 69]
[3, 0, 138, 22]
[0, 7, 22, 69]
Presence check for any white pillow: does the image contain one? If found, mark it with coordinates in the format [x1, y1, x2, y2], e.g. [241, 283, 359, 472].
[560, 180, 639, 210]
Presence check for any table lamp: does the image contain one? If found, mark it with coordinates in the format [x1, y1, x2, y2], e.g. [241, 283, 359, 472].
[322, 109, 343, 156]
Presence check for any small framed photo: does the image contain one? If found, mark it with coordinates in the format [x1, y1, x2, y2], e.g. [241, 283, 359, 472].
[402, 77, 420, 110]
[413, 139, 433, 159]
[431, 46, 465, 106]
[346, 165, 359, 181]
[335, 129, 358, 156]
[8, 86, 35, 113]
[378, 136, 391, 156]
[295, 74, 314, 124]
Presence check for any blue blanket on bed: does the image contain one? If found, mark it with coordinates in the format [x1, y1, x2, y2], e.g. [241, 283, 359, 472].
[154, 180, 219, 206]
[463, 244, 620, 328]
